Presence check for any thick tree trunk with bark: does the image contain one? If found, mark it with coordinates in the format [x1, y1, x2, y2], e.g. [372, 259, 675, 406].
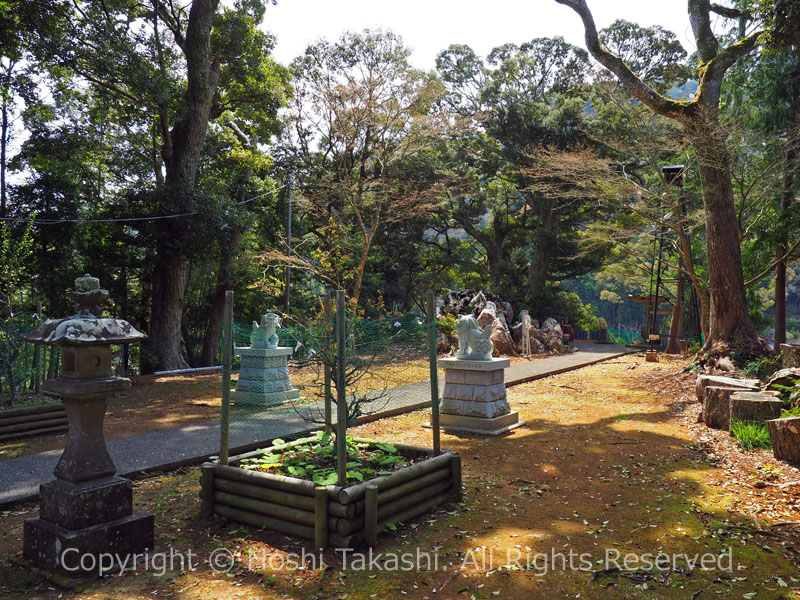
[555, 0, 765, 360]
[143, 0, 221, 372]
[775, 112, 799, 346]
[665, 271, 684, 354]
[144, 255, 189, 372]
[687, 121, 762, 357]
[200, 231, 243, 366]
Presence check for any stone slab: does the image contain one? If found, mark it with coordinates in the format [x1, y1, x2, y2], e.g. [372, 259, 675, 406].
[440, 411, 524, 436]
[231, 388, 301, 406]
[23, 509, 154, 576]
[39, 477, 132, 530]
[234, 347, 293, 358]
[438, 357, 510, 371]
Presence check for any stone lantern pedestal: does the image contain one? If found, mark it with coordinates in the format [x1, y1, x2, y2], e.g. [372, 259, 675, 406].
[20, 275, 153, 576]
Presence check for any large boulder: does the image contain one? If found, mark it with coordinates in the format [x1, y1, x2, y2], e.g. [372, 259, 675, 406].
[477, 301, 497, 329]
[545, 331, 565, 353]
[511, 321, 524, 346]
[491, 319, 517, 356]
[530, 327, 547, 345]
[531, 338, 545, 354]
[541, 318, 563, 338]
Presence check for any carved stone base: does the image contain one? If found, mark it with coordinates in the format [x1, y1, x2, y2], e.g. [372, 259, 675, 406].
[437, 357, 523, 436]
[233, 346, 299, 406]
[24, 510, 154, 576]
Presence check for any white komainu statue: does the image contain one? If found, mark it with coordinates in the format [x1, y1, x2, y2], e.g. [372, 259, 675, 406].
[454, 315, 494, 360]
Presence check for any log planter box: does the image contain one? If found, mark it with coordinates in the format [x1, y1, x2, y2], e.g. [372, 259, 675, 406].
[200, 437, 462, 548]
[0, 402, 67, 442]
[766, 416, 800, 466]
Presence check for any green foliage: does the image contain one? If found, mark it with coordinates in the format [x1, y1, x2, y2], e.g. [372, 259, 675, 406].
[730, 420, 772, 451]
[0, 218, 35, 315]
[742, 352, 782, 381]
[436, 315, 457, 336]
[240, 431, 409, 485]
[781, 407, 800, 418]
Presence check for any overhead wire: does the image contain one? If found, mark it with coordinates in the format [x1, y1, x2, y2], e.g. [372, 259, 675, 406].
[0, 184, 288, 225]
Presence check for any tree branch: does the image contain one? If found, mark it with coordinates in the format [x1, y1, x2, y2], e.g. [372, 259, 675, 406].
[555, 0, 689, 121]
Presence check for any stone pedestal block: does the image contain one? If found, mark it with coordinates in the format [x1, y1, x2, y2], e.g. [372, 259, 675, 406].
[24, 510, 154, 576]
[437, 358, 523, 435]
[231, 347, 300, 406]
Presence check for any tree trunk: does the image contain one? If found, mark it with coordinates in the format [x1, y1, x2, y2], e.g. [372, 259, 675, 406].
[143, 253, 190, 372]
[200, 230, 243, 366]
[665, 270, 684, 354]
[687, 121, 762, 358]
[144, 0, 221, 371]
[1, 74, 8, 218]
[775, 112, 799, 347]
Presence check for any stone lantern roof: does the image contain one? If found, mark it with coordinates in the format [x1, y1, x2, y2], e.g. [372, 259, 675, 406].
[21, 274, 145, 346]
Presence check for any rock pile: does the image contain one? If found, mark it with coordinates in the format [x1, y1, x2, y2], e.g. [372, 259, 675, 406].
[438, 289, 570, 357]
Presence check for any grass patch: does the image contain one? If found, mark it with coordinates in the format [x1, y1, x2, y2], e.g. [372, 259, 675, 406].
[730, 420, 771, 450]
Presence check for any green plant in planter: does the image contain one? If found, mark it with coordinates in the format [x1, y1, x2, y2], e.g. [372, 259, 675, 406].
[240, 431, 410, 485]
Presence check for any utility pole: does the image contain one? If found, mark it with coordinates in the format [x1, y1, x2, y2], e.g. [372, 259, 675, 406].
[285, 175, 292, 314]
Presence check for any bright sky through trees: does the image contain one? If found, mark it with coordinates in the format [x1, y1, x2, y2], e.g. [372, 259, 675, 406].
[262, 0, 698, 68]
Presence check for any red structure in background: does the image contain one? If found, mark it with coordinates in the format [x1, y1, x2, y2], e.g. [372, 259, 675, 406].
[561, 319, 575, 343]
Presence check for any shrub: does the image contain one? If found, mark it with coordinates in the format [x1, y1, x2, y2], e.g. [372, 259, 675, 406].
[730, 420, 771, 451]
[435, 315, 456, 336]
[742, 352, 782, 381]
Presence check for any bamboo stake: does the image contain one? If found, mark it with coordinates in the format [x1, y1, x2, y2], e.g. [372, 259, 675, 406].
[324, 289, 332, 434]
[336, 289, 347, 486]
[426, 291, 440, 455]
[220, 290, 233, 465]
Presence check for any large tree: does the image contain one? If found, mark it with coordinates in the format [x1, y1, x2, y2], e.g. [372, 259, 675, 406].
[43, 1, 288, 371]
[284, 30, 444, 307]
[556, 0, 765, 359]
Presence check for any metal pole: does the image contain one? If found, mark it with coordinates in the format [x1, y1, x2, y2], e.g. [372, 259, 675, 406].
[335, 289, 347, 486]
[285, 176, 292, 314]
[220, 290, 233, 465]
[426, 291, 440, 456]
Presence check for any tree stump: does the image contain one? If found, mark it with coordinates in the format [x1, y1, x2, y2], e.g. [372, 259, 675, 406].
[729, 392, 784, 424]
[695, 375, 759, 403]
[766, 417, 800, 466]
[703, 386, 737, 430]
[780, 344, 800, 369]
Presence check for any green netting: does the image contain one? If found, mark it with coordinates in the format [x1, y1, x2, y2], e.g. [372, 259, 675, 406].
[606, 328, 644, 344]
[223, 310, 436, 453]
[0, 315, 60, 404]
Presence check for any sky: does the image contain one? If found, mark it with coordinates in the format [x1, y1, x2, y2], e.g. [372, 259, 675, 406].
[261, 0, 699, 69]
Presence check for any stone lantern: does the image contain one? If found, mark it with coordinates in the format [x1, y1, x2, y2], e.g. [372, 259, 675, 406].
[20, 274, 153, 575]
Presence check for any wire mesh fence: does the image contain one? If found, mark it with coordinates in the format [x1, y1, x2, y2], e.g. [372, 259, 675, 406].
[219, 291, 441, 473]
[0, 315, 61, 405]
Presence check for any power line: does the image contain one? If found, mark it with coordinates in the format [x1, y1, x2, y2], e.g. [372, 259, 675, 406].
[0, 184, 288, 225]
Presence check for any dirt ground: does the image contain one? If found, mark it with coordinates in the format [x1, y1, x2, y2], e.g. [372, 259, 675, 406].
[1, 354, 798, 600]
[0, 355, 537, 460]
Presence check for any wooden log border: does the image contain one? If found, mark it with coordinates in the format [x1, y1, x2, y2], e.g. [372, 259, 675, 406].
[200, 439, 462, 548]
[0, 402, 67, 442]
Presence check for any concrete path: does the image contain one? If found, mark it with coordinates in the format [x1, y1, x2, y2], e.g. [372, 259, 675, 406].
[0, 344, 634, 507]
